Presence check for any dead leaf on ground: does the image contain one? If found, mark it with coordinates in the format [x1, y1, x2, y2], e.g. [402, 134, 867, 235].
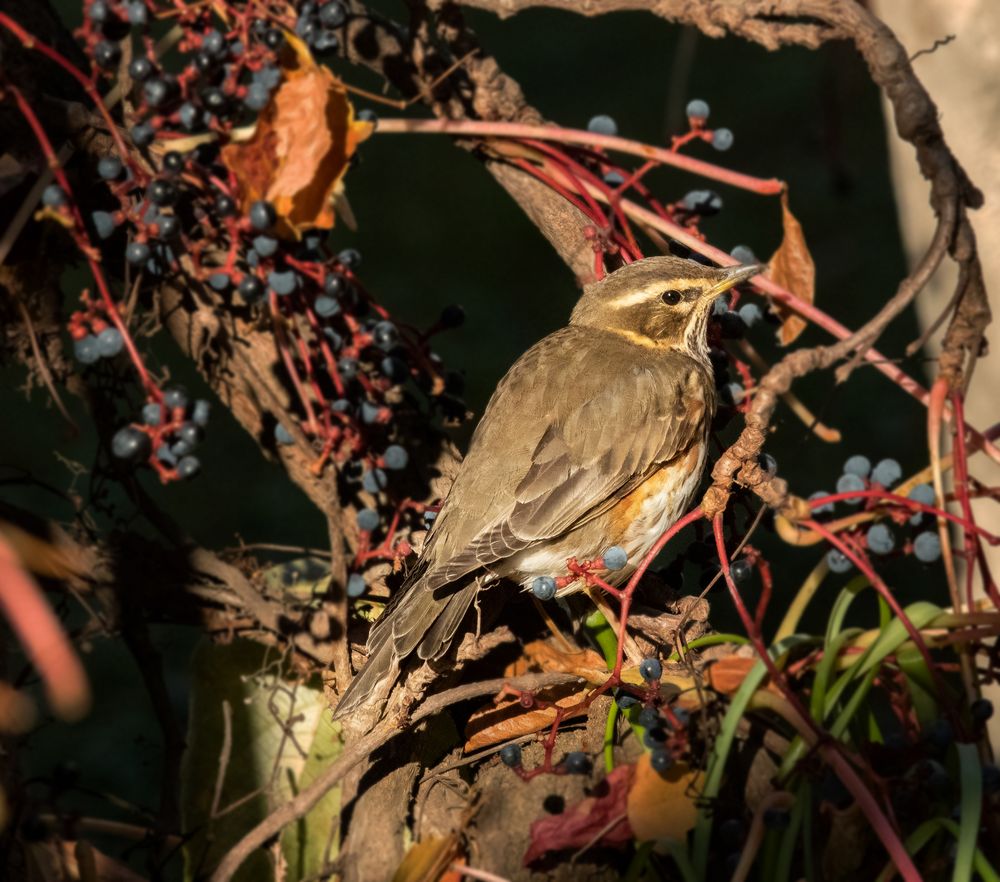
[521, 639, 609, 682]
[767, 191, 815, 345]
[221, 33, 373, 238]
[523, 764, 634, 865]
[627, 755, 700, 841]
[464, 685, 592, 752]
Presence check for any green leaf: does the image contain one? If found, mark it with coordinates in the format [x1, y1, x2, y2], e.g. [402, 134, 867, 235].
[954, 742, 983, 882]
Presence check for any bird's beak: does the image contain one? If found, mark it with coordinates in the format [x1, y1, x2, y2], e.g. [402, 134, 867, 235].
[705, 263, 764, 299]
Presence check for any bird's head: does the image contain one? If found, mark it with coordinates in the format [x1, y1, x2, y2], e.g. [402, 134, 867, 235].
[570, 256, 763, 359]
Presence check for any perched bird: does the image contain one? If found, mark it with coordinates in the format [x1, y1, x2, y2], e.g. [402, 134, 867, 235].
[335, 256, 761, 719]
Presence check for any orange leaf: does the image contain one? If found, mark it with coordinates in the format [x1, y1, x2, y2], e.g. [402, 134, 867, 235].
[767, 191, 814, 345]
[221, 35, 373, 238]
[464, 684, 591, 752]
[627, 755, 700, 841]
[706, 655, 757, 695]
[521, 639, 608, 682]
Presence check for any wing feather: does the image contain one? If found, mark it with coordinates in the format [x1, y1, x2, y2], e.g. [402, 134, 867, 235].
[421, 329, 713, 590]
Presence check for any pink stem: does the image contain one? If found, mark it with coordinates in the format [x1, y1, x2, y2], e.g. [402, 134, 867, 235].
[374, 118, 785, 195]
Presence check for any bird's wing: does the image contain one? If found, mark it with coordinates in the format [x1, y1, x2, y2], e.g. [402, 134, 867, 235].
[420, 328, 713, 590]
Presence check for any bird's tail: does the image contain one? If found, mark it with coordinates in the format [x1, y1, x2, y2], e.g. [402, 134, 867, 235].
[332, 575, 479, 720]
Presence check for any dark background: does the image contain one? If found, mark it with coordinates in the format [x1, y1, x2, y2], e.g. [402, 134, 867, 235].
[1, 4, 931, 866]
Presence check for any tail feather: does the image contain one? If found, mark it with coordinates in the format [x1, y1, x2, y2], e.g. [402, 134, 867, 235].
[333, 576, 479, 719]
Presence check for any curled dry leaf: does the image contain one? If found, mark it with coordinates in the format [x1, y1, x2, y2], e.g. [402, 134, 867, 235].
[767, 191, 815, 345]
[627, 754, 700, 842]
[464, 684, 591, 752]
[521, 639, 609, 682]
[221, 34, 374, 238]
[523, 764, 634, 865]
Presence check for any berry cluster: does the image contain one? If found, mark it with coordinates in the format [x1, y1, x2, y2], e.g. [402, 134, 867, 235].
[809, 455, 943, 572]
[44, 1, 468, 558]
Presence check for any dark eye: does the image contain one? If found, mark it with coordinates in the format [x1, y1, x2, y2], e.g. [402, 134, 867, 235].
[661, 290, 682, 305]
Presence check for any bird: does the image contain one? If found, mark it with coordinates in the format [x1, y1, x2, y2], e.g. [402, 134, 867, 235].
[334, 256, 761, 720]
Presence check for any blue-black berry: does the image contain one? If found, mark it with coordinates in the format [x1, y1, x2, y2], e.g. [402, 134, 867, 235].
[499, 744, 522, 767]
[191, 400, 211, 427]
[97, 156, 123, 180]
[913, 531, 942, 563]
[274, 423, 294, 445]
[96, 327, 124, 357]
[163, 386, 188, 410]
[531, 576, 556, 601]
[347, 573, 366, 597]
[637, 706, 661, 729]
[268, 270, 298, 296]
[871, 458, 902, 488]
[126, 242, 151, 265]
[836, 472, 865, 504]
[362, 468, 387, 494]
[712, 128, 734, 151]
[686, 99, 710, 120]
[142, 402, 163, 425]
[639, 657, 662, 681]
[177, 455, 200, 479]
[42, 185, 67, 207]
[249, 200, 276, 231]
[826, 549, 852, 574]
[383, 445, 409, 470]
[971, 698, 994, 724]
[602, 546, 628, 571]
[564, 752, 589, 774]
[112, 426, 151, 460]
[808, 491, 835, 515]
[843, 455, 871, 478]
[73, 335, 101, 364]
[586, 114, 617, 136]
[650, 749, 673, 774]
[866, 523, 895, 555]
[357, 508, 380, 531]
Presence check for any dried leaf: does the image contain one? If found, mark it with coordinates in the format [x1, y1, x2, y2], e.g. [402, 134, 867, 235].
[768, 191, 815, 345]
[464, 684, 591, 752]
[221, 34, 373, 238]
[522, 639, 608, 682]
[523, 764, 634, 865]
[627, 755, 700, 841]
[707, 656, 783, 696]
[392, 835, 460, 882]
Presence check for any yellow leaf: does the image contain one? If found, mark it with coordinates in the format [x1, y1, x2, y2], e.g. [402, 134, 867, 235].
[767, 191, 815, 345]
[221, 33, 373, 238]
[392, 835, 460, 882]
[626, 755, 700, 841]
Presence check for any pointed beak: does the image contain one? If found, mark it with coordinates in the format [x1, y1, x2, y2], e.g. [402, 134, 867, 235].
[705, 263, 764, 299]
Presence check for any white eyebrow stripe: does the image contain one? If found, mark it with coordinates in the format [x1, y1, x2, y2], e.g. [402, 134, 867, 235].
[606, 278, 707, 309]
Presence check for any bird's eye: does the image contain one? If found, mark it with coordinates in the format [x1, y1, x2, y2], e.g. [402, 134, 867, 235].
[660, 290, 682, 305]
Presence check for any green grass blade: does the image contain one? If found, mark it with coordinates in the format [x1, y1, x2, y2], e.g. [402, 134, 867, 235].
[954, 742, 983, 882]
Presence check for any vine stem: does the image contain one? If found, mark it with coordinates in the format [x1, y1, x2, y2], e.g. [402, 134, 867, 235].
[4, 83, 160, 400]
[0, 13, 142, 182]
[373, 118, 785, 195]
[712, 514, 921, 882]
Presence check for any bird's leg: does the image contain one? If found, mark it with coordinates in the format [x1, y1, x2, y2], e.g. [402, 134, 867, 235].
[585, 586, 644, 666]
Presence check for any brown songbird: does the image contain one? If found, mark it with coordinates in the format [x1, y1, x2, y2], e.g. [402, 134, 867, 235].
[335, 256, 761, 719]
